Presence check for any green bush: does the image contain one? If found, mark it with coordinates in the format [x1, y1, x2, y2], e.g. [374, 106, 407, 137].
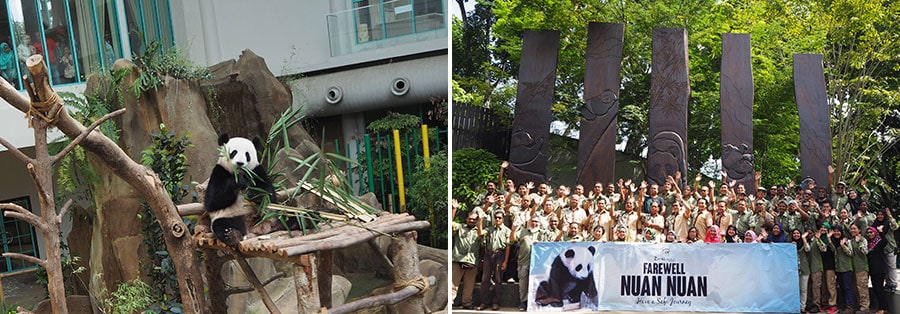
[408, 149, 448, 248]
[100, 278, 153, 314]
[451, 148, 500, 212]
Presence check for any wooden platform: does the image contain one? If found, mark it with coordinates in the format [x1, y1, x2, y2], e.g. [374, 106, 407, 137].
[195, 212, 430, 263]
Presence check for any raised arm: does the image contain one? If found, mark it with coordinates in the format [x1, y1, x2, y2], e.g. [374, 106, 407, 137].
[498, 161, 509, 189]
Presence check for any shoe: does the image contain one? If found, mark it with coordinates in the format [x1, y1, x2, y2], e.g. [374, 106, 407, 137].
[492, 304, 500, 310]
[827, 307, 837, 314]
[462, 304, 474, 310]
[810, 306, 821, 313]
[519, 302, 527, 311]
[475, 304, 487, 311]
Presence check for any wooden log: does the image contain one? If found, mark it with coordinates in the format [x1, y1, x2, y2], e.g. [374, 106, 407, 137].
[293, 254, 320, 313]
[387, 231, 426, 313]
[225, 272, 286, 295]
[327, 276, 436, 314]
[230, 250, 282, 314]
[204, 248, 230, 314]
[318, 250, 333, 308]
[282, 221, 431, 257]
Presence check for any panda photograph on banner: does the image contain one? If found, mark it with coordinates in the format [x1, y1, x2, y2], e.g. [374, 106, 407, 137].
[530, 242, 600, 311]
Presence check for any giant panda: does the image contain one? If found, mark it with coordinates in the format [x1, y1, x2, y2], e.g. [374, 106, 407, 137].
[203, 134, 276, 245]
[535, 245, 598, 307]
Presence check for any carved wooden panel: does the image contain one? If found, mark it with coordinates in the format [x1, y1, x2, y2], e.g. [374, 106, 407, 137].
[577, 23, 624, 188]
[508, 30, 560, 184]
[720, 33, 755, 193]
[647, 28, 690, 187]
[794, 54, 832, 188]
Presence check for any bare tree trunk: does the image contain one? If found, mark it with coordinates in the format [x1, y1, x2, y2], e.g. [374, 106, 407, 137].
[388, 231, 426, 313]
[0, 57, 209, 313]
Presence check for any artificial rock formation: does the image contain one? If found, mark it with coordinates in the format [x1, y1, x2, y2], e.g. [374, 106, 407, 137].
[79, 58, 219, 299]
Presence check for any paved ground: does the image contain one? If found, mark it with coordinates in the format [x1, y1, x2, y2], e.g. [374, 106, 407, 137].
[2, 271, 45, 309]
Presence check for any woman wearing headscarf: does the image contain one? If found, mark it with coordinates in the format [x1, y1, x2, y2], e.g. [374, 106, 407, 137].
[847, 189, 863, 215]
[848, 224, 869, 312]
[831, 224, 856, 312]
[641, 228, 659, 243]
[743, 230, 758, 243]
[870, 208, 898, 292]
[0, 42, 15, 85]
[664, 230, 678, 243]
[792, 229, 812, 312]
[723, 225, 741, 243]
[703, 225, 722, 243]
[766, 223, 788, 243]
[866, 226, 889, 314]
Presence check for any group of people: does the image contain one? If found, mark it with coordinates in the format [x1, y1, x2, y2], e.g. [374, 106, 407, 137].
[451, 161, 895, 314]
[0, 32, 76, 88]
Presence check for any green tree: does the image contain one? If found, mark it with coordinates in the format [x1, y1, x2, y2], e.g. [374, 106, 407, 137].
[470, 0, 898, 192]
[451, 148, 501, 211]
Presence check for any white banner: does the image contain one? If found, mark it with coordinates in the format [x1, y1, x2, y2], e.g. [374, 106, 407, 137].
[528, 242, 799, 312]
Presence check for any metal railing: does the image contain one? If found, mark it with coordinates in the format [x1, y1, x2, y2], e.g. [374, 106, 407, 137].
[333, 126, 446, 213]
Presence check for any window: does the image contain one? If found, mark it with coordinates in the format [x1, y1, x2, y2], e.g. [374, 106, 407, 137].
[124, 0, 174, 57]
[0, 0, 176, 88]
[328, 0, 446, 56]
[0, 197, 38, 273]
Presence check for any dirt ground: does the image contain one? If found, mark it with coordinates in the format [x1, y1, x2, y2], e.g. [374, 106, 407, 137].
[2, 272, 45, 310]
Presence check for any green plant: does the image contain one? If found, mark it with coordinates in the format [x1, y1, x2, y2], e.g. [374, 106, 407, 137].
[408, 149, 448, 248]
[365, 112, 421, 134]
[129, 40, 211, 98]
[451, 148, 501, 210]
[52, 92, 120, 194]
[0, 302, 19, 314]
[35, 240, 86, 297]
[139, 124, 193, 305]
[98, 278, 153, 314]
[255, 105, 379, 233]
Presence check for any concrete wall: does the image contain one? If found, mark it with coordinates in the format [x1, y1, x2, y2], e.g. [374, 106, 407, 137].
[169, 0, 447, 74]
[0, 146, 50, 261]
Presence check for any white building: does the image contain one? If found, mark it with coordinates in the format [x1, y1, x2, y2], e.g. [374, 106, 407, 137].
[0, 0, 448, 272]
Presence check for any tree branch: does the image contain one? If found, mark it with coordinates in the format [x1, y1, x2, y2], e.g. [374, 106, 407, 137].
[224, 272, 286, 295]
[0, 54, 209, 313]
[51, 108, 127, 165]
[328, 276, 436, 314]
[0, 136, 34, 164]
[3, 252, 45, 267]
[26, 163, 52, 206]
[57, 198, 74, 224]
[0, 202, 32, 217]
[3, 211, 45, 234]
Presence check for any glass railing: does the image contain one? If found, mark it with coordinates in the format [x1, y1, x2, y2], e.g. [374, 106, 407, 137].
[327, 0, 446, 57]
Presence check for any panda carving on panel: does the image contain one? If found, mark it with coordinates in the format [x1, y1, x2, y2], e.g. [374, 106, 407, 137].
[203, 134, 276, 246]
[535, 245, 598, 308]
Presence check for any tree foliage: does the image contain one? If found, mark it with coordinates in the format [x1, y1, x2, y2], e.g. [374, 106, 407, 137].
[456, 0, 899, 197]
[451, 148, 500, 210]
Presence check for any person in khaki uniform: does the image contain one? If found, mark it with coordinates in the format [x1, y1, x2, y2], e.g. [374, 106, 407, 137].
[450, 200, 482, 309]
[510, 216, 553, 311]
[477, 212, 511, 311]
[848, 224, 869, 312]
